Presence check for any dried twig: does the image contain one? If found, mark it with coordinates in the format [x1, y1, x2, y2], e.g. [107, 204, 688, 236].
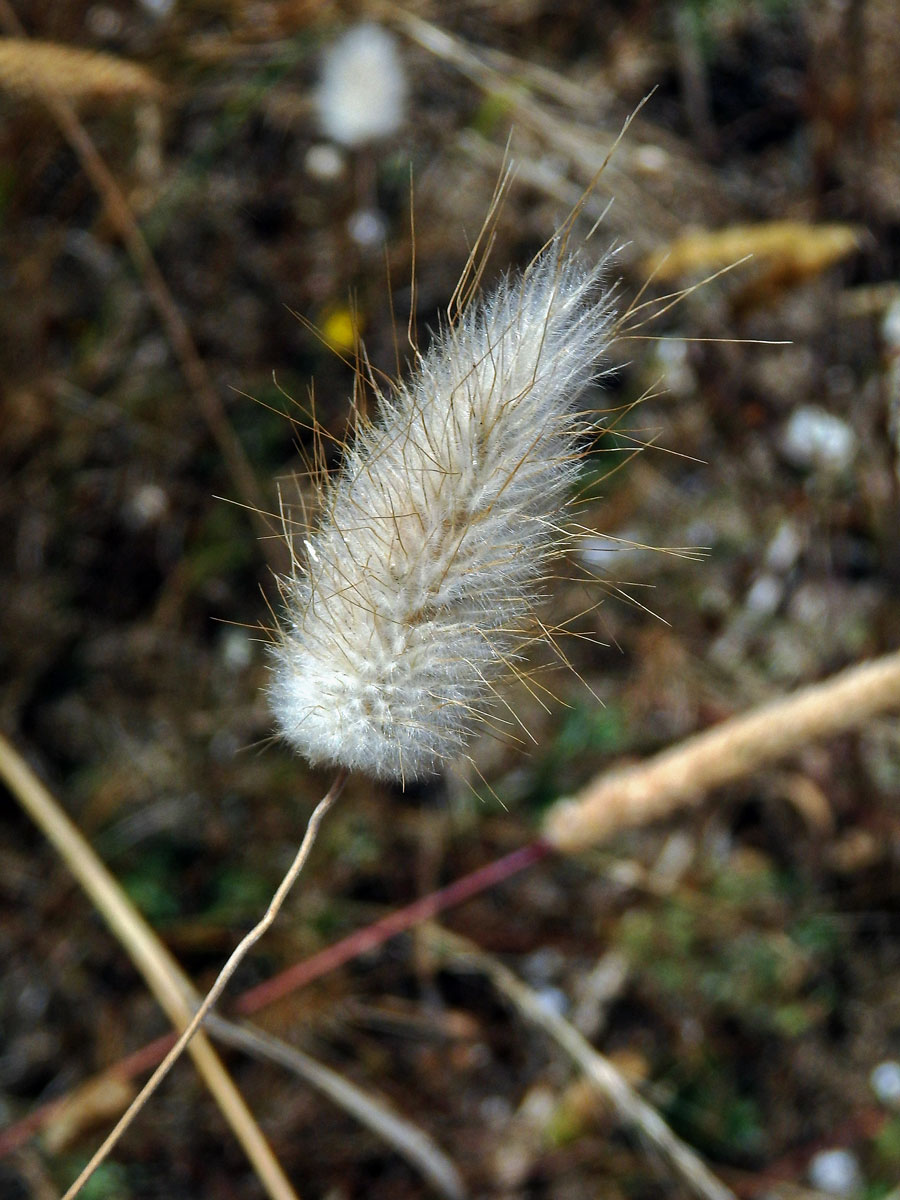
[60, 769, 346, 1199]
[235, 841, 552, 1014]
[207, 1016, 466, 1200]
[0, 844, 552, 1164]
[0, 735, 460, 1194]
[428, 926, 736, 1200]
[0, 732, 299, 1200]
[544, 649, 900, 852]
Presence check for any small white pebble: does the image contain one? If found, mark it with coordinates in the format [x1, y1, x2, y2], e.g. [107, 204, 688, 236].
[655, 337, 695, 396]
[745, 573, 782, 616]
[347, 207, 387, 248]
[139, 0, 175, 13]
[86, 5, 123, 36]
[304, 142, 346, 182]
[316, 23, 407, 148]
[517, 1085, 557, 1125]
[808, 1148, 862, 1196]
[781, 406, 857, 474]
[765, 518, 803, 573]
[633, 144, 670, 175]
[220, 627, 253, 673]
[871, 1060, 900, 1107]
[534, 986, 569, 1018]
[789, 582, 829, 627]
[124, 483, 168, 529]
[522, 947, 565, 983]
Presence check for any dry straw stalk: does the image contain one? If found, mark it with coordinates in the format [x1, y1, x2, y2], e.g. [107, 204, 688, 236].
[543, 648, 900, 852]
[0, 733, 298, 1200]
[0, 37, 160, 102]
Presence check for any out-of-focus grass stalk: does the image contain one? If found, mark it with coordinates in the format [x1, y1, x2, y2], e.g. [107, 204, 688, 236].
[0, 733, 299, 1200]
[544, 649, 900, 852]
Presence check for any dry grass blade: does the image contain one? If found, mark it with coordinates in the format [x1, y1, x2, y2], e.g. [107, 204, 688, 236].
[61, 770, 346, 1200]
[544, 649, 900, 852]
[0, 962, 467, 1196]
[390, 7, 723, 250]
[0, 996, 466, 1197]
[0, 37, 161, 102]
[207, 1016, 466, 1200]
[0, 733, 299, 1200]
[643, 220, 861, 282]
[427, 926, 736, 1200]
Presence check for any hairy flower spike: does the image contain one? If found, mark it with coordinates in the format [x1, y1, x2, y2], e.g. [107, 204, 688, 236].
[269, 238, 617, 782]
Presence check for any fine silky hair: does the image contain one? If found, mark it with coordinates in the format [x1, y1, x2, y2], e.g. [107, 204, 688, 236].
[269, 232, 617, 784]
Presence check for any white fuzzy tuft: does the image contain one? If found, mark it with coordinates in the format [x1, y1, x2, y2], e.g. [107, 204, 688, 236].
[269, 240, 617, 782]
[315, 23, 407, 148]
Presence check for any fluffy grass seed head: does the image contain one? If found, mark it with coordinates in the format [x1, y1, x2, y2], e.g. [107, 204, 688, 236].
[269, 236, 617, 783]
[315, 23, 407, 148]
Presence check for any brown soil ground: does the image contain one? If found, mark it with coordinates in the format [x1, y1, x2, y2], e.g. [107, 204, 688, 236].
[2, 3, 900, 1198]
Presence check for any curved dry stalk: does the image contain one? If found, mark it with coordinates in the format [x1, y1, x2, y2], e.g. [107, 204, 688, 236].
[428, 926, 736, 1200]
[235, 840, 552, 1014]
[0, 843, 553, 1167]
[61, 768, 347, 1200]
[207, 1016, 466, 1200]
[2, 1010, 467, 1199]
[3, 739, 449, 1195]
[544, 648, 900, 852]
[0, 733, 298, 1200]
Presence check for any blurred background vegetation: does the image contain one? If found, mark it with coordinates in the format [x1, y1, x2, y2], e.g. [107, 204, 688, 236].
[1, 0, 900, 1197]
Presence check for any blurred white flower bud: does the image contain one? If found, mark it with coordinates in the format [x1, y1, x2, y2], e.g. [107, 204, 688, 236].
[315, 23, 407, 148]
